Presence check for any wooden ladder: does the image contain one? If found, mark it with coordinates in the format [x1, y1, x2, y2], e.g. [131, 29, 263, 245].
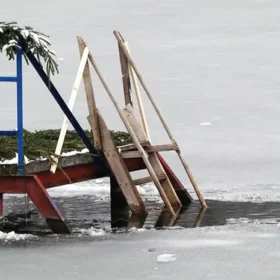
[78, 34, 206, 216]
[119, 104, 182, 216]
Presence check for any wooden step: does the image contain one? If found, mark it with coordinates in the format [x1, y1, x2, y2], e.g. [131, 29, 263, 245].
[146, 144, 178, 153]
[120, 144, 178, 158]
[118, 141, 149, 152]
[133, 173, 166, 186]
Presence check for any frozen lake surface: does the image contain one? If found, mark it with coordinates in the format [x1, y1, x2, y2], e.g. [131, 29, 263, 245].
[1, 0, 280, 278]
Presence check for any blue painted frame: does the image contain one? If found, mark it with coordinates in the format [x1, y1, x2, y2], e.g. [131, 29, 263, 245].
[0, 48, 24, 175]
[0, 43, 108, 176]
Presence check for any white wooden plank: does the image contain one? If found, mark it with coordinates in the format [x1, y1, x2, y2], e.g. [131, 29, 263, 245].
[50, 47, 89, 174]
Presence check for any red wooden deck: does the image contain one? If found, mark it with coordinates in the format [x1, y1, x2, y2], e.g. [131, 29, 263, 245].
[0, 154, 192, 233]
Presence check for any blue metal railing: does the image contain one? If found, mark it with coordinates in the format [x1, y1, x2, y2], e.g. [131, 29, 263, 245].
[0, 43, 108, 176]
[0, 49, 24, 175]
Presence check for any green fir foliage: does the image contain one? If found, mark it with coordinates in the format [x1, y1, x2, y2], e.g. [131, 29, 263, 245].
[0, 21, 58, 77]
[0, 129, 132, 161]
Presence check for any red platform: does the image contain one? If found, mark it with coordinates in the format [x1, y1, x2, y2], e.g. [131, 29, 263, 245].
[0, 155, 192, 233]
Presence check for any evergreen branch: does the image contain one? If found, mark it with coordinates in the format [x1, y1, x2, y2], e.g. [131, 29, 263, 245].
[0, 21, 59, 78]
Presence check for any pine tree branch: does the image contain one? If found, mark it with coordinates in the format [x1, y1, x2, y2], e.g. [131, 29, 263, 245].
[0, 21, 59, 77]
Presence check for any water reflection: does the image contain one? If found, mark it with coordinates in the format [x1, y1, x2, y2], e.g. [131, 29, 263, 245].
[111, 199, 280, 230]
[2, 197, 280, 234]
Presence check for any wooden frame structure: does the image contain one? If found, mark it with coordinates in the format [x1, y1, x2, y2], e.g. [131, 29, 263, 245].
[70, 32, 207, 217]
[0, 30, 206, 233]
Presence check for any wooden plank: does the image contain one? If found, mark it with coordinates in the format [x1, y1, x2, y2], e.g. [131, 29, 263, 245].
[118, 42, 132, 106]
[120, 144, 177, 156]
[124, 41, 151, 140]
[77, 37, 102, 150]
[98, 110, 147, 215]
[133, 173, 166, 186]
[147, 144, 178, 153]
[118, 141, 149, 152]
[148, 153, 182, 210]
[50, 47, 90, 174]
[122, 104, 148, 143]
[121, 150, 141, 159]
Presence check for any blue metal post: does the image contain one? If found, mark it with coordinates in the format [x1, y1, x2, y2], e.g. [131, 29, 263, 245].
[16, 49, 25, 175]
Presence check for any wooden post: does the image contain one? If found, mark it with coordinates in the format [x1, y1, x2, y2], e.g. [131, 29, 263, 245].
[110, 175, 130, 228]
[124, 41, 151, 141]
[50, 47, 89, 173]
[113, 30, 207, 208]
[118, 42, 132, 106]
[110, 175, 128, 212]
[85, 48, 176, 216]
[77, 36, 102, 150]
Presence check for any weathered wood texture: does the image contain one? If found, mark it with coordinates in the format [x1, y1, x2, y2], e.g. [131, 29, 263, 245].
[122, 104, 181, 212]
[122, 104, 148, 143]
[133, 173, 166, 186]
[120, 144, 178, 158]
[114, 31, 207, 208]
[124, 41, 151, 141]
[85, 50, 176, 215]
[118, 42, 132, 106]
[98, 111, 147, 215]
[77, 37, 102, 150]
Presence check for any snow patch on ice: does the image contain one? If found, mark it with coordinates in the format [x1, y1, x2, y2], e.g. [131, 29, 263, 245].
[0, 153, 30, 165]
[157, 254, 177, 263]
[61, 148, 89, 157]
[200, 122, 212, 126]
[0, 231, 36, 241]
[0, 148, 89, 165]
[47, 180, 110, 198]
[47, 181, 162, 202]
[161, 238, 242, 249]
[136, 183, 161, 202]
[78, 227, 106, 237]
[128, 227, 147, 232]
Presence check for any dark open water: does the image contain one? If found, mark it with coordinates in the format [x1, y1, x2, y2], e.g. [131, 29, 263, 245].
[3, 196, 280, 234]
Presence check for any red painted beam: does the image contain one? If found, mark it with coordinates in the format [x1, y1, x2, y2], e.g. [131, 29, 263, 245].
[29, 176, 70, 233]
[157, 153, 193, 205]
[33, 158, 146, 189]
[0, 175, 70, 233]
[0, 176, 28, 193]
